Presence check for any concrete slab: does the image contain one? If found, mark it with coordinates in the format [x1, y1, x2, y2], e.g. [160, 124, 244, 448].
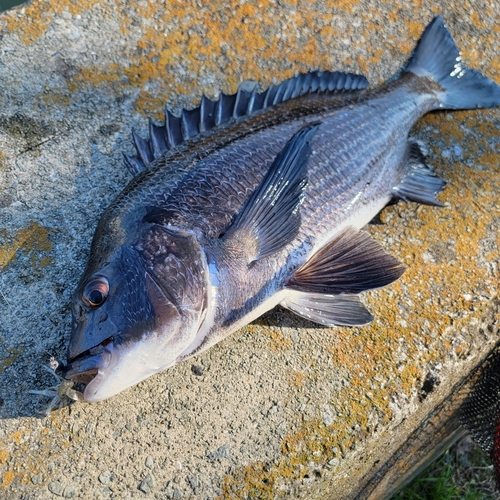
[0, 1, 498, 498]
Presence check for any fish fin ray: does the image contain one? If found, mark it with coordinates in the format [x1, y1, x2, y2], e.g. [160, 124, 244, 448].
[286, 226, 405, 294]
[149, 119, 168, 158]
[281, 292, 373, 326]
[223, 124, 320, 262]
[181, 107, 201, 139]
[199, 94, 216, 132]
[215, 92, 237, 125]
[166, 110, 183, 148]
[405, 16, 500, 110]
[132, 129, 154, 165]
[123, 153, 147, 176]
[233, 83, 258, 117]
[124, 71, 368, 175]
[393, 140, 447, 206]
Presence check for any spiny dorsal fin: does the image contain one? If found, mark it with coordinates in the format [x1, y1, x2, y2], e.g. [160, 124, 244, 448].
[392, 140, 446, 206]
[281, 292, 374, 327]
[285, 226, 405, 295]
[222, 124, 320, 263]
[124, 71, 368, 175]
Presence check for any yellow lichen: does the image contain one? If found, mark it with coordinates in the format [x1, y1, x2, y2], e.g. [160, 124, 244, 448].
[0, 222, 52, 271]
[287, 370, 306, 389]
[0, 152, 7, 171]
[3, 0, 496, 124]
[1, 470, 15, 489]
[3, 0, 101, 44]
[1, 2, 498, 496]
[0, 348, 26, 373]
[263, 328, 293, 351]
[9, 433, 22, 446]
[471, 10, 486, 30]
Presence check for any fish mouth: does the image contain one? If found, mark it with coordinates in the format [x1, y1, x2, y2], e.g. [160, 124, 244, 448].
[56, 342, 112, 386]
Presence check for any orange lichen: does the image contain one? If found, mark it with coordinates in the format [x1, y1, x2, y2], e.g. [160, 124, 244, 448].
[357, 48, 384, 74]
[40, 92, 71, 108]
[9, 433, 22, 446]
[406, 19, 425, 40]
[471, 11, 486, 30]
[263, 328, 293, 351]
[0, 420, 75, 491]
[287, 370, 306, 389]
[0, 222, 52, 271]
[1, 471, 14, 489]
[2, 0, 371, 116]
[328, 0, 360, 13]
[1, 2, 498, 497]
[3, 0, 101, 44]
[0, 348, 25, 372]
[3, 0, 496, 126]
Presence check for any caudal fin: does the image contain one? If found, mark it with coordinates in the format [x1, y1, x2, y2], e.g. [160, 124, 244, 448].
[405, 16, 500, 110]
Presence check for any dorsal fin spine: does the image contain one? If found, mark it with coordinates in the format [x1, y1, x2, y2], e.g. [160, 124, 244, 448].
[132, 129, 154, 165]
[166, 110, 181, 148]
[180, 110, 189, 140]
[127, 70, 369, 174]
[149, 119, 166, 157]
[246, 92, 256, 115]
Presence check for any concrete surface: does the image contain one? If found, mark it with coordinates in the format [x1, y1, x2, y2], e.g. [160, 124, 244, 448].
[0, 1, 498, 498]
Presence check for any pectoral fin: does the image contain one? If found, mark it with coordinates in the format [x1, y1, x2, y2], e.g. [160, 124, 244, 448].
[222, 124, 319, 262]
[286, 226, 405, 295]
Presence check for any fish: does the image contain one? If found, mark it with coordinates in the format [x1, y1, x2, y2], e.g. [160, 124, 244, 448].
[49, 16, 500, 404]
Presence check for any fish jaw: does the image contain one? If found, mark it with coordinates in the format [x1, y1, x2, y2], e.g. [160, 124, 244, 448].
[81, 332, 177, 402]
[64, 308, 205, 402]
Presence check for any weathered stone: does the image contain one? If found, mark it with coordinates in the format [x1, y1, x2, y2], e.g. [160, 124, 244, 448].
[138, 474, 155, 494]
[0, 1, 498, 499]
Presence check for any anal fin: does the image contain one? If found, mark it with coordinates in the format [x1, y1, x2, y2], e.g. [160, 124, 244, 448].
[393, 141, 446, 206]
[285, 226, 405, 295]
[281, 292, 373, 326]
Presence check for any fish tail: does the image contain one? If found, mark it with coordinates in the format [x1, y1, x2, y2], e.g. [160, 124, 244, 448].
[405, 16, 500, 110]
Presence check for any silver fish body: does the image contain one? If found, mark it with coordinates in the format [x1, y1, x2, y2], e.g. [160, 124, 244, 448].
[59, 17, 500, 402]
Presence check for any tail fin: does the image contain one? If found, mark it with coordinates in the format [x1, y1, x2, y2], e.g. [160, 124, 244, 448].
[405, 16, 500, 110]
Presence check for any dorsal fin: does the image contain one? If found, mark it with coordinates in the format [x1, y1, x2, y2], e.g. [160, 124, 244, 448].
[124, 71, 369, 175]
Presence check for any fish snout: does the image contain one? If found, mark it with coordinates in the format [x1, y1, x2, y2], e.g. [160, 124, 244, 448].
[57, 348, 111, 386]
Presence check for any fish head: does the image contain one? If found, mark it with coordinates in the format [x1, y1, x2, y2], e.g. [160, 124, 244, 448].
[63, 224, 208, 402]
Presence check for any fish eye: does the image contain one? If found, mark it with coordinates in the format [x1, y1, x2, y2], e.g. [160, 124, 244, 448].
[83, 277, 109, 308]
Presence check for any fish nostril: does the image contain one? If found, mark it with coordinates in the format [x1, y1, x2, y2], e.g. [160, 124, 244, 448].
[99, 313, 108, 324]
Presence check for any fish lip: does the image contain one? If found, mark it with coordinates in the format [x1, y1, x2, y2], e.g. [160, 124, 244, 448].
[57, 344, 111, 384]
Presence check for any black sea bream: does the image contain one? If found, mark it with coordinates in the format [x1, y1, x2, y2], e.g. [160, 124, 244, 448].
[53, 17, 500, 403]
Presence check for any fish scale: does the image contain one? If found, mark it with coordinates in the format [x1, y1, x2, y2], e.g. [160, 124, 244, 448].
[41, 16, 500, 404]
